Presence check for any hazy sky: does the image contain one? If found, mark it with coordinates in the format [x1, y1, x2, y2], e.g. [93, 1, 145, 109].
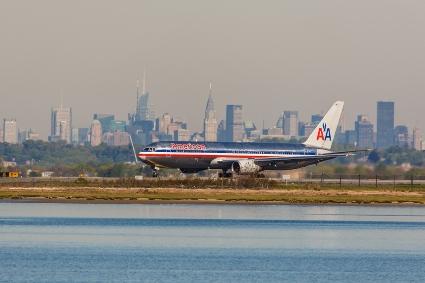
[1, 0, 424, 138]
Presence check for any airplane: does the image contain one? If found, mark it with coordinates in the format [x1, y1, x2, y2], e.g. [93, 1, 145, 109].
[137, 101, 362, 177]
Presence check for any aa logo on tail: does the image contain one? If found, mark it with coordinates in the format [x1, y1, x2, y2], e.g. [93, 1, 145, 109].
[316, 123, 332, 141]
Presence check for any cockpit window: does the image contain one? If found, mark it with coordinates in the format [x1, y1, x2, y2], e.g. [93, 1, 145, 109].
[143, 147, 156, 152]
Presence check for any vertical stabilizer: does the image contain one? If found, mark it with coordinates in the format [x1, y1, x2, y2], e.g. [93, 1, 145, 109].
[303, 101, 344, 150]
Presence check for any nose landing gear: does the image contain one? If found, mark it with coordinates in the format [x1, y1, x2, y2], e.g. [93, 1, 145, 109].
[151, 167, 159, 178]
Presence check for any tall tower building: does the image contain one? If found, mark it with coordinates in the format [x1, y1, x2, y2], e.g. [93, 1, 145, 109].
[413, 128, 423, 151]
[3, 119, 18, 144]
[136, 71, 154, 121]
[203, 83, 218, 142]
[50, 105, 72, 143]
[394, 125, 409, 148]
[128, 74, 155, 146]
[376, 101, 395, 148]
[355, 115, 374, 149]
[226, 105, 244, 142]
[217, 120, 226, 142]
[90, 120, 102, 146]
[158, 113, 173, 135]
[283, 111, 299, 137]
[275, 115, 284, 132]
[93, 114, 115, 133]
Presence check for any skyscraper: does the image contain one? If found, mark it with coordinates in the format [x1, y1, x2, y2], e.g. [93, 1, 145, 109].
[3, 119, 18, 144]
[50, 105, 72, 143]
[355, 115, 374, 149]
[311, 114, 324, 125]
[217, 120, 226, 142]
[90, 120, 102, 146]
[71, 128, 79, 145]
[203, 83, 218, 142]
[226, 105, 244, 142]
[174, 128, 191, 141]
[136, 72, 154, 121]
[72, 128, 89, 145]
[244, 121, 258, 140]
[275, 115, 284, 133]
[158, 113, 173, 135]
[303, 123, 316, 138]
[93, 114, 115, 133]
[376, 101, 394, 148]
[283, 111, 299, 137]
[27, 129, 40, 141]
[394, 125, 409, 148]
[413, 128, 423, 151]
[112, 131, 130, 146]
[128, 73, 155, 146]
[110, 120, 126, 132]
[345, 130, 358, 146]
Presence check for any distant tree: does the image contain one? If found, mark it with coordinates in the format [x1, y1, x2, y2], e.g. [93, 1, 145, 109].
[334, 165, 349, 176]
[368, 150, 380, 164]
[374, 163, 387, 176]
[353, 165, 373, 176]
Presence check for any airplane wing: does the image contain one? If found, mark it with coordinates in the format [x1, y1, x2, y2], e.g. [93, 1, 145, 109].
[254, 150, 369, 167]
[253, 153, 347, 167]
[211, 150, 368, 168]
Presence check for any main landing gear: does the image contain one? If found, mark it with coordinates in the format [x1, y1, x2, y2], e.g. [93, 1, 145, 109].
[218, 169, 233, 178]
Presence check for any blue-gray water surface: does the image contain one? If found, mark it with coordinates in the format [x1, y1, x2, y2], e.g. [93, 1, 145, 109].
[1, 203, 425, 282]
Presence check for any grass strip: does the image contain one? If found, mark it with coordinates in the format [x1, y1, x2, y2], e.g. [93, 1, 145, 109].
[1, 187, 425, 205]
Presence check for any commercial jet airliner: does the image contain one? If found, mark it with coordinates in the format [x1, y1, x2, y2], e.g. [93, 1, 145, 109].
[138, 101, 361, 177]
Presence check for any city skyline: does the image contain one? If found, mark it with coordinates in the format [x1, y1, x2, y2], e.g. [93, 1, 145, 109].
[0, 88, 422, 142]
[1, 1, 424, 138]
[0, 91, 422, 151]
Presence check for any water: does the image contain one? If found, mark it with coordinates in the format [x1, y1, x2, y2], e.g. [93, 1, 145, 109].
[1, 203, 425, 282]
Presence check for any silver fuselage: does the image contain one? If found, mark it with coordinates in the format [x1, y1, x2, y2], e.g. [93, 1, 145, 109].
[138, 141, 330, 173]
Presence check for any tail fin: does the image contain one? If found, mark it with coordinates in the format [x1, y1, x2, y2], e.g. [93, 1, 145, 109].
[303, 101, 344, 150]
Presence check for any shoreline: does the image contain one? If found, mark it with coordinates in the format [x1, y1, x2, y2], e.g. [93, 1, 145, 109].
[2, 198, 425, 207]
[1, 186, 425, 206]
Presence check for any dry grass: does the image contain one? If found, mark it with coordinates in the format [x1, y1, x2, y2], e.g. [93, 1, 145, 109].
[1, 177, 425, 192]
[2, 186, 425, 205]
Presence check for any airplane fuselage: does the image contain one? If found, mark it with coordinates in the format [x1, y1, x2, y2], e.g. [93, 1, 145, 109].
[137, 141, 330, 173]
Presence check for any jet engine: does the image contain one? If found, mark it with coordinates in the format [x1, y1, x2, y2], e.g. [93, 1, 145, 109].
[231, 160, 262, 175]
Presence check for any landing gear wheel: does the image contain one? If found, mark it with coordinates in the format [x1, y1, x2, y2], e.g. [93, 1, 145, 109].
[152, 168, 159, 178]
[219, 171, 233, 178]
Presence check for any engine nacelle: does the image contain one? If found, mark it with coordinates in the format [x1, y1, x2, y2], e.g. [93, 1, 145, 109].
[231, 159, 262, 175]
